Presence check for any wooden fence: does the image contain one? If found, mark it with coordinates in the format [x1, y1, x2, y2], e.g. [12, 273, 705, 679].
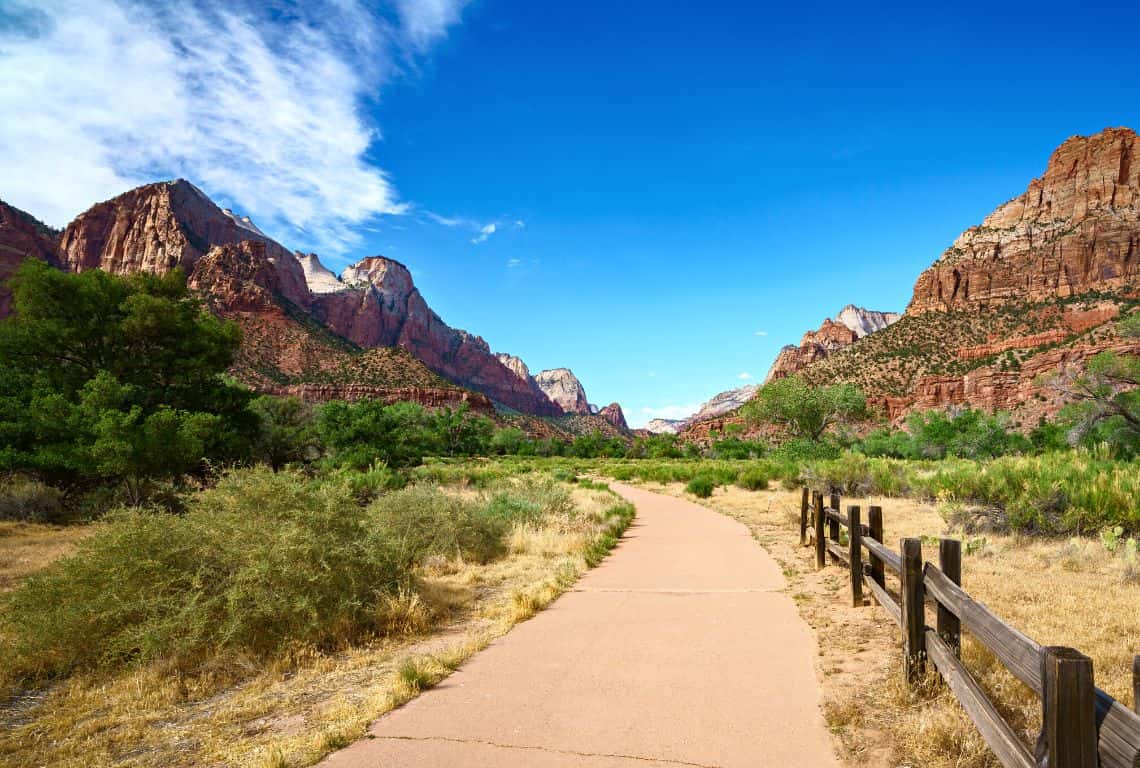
[799, 487, 1140, 768]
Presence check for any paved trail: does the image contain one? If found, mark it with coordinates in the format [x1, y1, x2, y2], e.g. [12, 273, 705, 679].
[321, 483, 839, 768]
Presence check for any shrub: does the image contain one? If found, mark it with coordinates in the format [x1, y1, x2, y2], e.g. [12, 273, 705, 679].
[1, 468, 396, 681]
[685, 475, 716, 498]
[736, 467, 770, 491]
[0, 475, 65, 522]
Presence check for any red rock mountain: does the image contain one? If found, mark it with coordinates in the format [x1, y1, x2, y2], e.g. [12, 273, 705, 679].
[598, 402, 628, 430]
[533, 368, 591, 414]
[766, 306, 901, 381]
[0, 201, 61, 317]
[910, 128, 1140, 312]
[783, 127, 1140, 426]
[2, 180, 576, 416]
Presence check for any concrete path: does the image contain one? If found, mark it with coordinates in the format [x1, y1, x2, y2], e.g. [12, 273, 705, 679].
[320, 483, 839, 768]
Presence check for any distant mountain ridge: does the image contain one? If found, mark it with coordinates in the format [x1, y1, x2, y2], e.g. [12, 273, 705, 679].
[0, 179, 615, 419]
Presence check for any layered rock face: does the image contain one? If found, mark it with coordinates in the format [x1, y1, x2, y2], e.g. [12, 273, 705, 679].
[765, 306, 900, 382]
[644, 418, 683, 434]
[309, 257, 562, 416]
[909, 128, 1140, 313]
[0, 201, 61, 317]
[534, 368, 591, 414]
[7, 179, 576, 417]
[598, 402, 628, 430]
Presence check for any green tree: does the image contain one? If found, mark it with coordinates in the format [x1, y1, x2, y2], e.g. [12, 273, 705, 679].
[741, 377, 867, 441]
[0, 261, 251, 498]
[250, 396, 319, 471]
[316, 400, 439, 469]
[1054, 313, 1140, 457]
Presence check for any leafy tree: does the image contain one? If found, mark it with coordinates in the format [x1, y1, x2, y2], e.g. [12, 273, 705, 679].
[316, 400, 440, 469]
[489, 427, 526, 455]
[741, 377, 867, 441]
[432, 405, 495, 455]
[0, 261, 251, 498]
[1053, 313, 1140, 458]
[250, 396, 319, 471]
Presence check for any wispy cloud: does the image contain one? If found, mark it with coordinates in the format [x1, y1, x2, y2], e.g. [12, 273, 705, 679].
[738, 372, 753, 380]
[0, 0, 469, 254]
[424, 211, 523, 245]
[507, 258, 521, 268]
[754, 330, 769, 336]
[471, 222, 497, 244]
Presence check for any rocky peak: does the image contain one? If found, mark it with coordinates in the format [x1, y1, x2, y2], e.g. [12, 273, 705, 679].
[644, 418, 683, 434]
[340, 255, 416, 299]
[835, 305, 902, 337]
[688, 384, 758, 424]
[297, 252, 344, 294]
[598, 402, 628, 430]
[765, 305, 900, 382]
[59, 179, 277, 278]
[909, 127, 1140, 313]
[495, 353, 531, 381]
[534, 368, 590, 414]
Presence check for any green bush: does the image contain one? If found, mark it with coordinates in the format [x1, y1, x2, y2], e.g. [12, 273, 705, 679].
[685, 475, 717, 498]
[736, 467, 770, 491]
[0, 475, 65, 522]
[1, 468, 396, 681]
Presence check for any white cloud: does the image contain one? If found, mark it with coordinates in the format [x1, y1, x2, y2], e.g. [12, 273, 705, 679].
[0, 0, 468, 254]
[507, 258, 521, 268]
[471, 222, 497, 244]
[513, 219, 525, 228]
[754, 330, 769, 336]
[738, 372, 753, 380]
[397, 0, 468, 51]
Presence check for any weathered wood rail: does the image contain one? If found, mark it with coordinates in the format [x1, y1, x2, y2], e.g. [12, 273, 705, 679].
[799, 487, 1140, 768]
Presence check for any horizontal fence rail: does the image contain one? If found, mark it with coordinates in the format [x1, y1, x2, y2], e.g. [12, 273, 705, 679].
[798, 487, 1140, 768]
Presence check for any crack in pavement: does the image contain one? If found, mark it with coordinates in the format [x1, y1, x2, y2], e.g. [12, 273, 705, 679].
[372, 735, 725, 767]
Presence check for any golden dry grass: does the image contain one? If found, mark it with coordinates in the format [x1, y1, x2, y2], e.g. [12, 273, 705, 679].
[637, 481, 1140, 768]
[0, 485, 621, 768]
[0, 521, 95, 594]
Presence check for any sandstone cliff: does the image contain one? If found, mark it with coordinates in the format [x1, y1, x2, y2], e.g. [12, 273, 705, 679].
[909, 127, 1140, 312]
[794, 128, 1140, 425]
[0, 201, 61, 317]
[35, 179, 568, 416]
[534, 368, 591, 414]
[765, 306, 901, 382]
[598, 402, 629, 430]
[644, 418, 684, 434]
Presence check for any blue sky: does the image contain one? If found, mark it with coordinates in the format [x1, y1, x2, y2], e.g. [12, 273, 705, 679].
[4, 1, 1140, 425]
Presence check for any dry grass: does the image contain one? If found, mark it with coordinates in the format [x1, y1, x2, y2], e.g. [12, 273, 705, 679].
[634, 481, 1140, 768]
[0, 522, 95, 594]
[0, 485, 622, 768]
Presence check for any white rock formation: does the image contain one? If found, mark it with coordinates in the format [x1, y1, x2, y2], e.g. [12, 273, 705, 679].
[534, 368, 590, 414]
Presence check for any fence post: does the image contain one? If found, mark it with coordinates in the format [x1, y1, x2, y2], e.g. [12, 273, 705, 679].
[868, 506, 884, 589]
[1133, 654, 1139, 715]
[848, 506, 862, 607]
[814, 492, 825, 569]
[1036, 647, 1097, 768]
[800, 487, 809, 546]
[938, 539, 962, 658]
[828, 492, 840, 556]
[901, 538, 925, 684]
